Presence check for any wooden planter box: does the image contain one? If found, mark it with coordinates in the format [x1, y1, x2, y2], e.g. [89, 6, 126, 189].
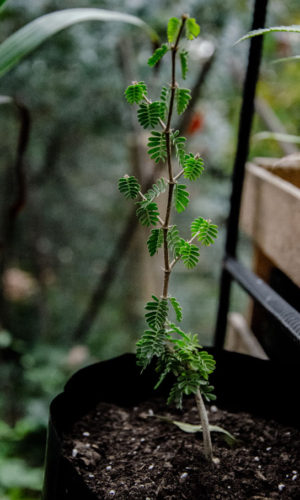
[240, 155, 300, 287]
[228, 155, 300, 359]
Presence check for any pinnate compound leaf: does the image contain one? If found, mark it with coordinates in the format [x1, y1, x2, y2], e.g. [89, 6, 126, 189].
[185, 18, 200, 40]
[179, 50, 188, 79]
[191, 217, 218, 246]
[148, 44, 169, 66]
[174, 184, 189, 213]
[137, 102, 161, 129]
[136, 328, 166, 369]
[159, 85, 170, 120]
[198, 350, 216, 374]
[145, 178, 167, 201]
[118, 175, 140, 199]
[145, 296, 168, 329]
[176, 87, 191, 115]
[171, 130, 186, 165]
[147, 228, 163, 256]
[167, 225, 182, 257]
[183, 153, 204, 181]
[125, 81, 147, 104]
[179, 241, 199, 269]
[147, 131, 167, 163]
[167, 17, 180, 43]
[169, 297, 183, 322]
[136, 200, 159, 227]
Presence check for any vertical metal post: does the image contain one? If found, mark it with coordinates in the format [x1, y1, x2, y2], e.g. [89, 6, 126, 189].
[214, 0, 269, 349]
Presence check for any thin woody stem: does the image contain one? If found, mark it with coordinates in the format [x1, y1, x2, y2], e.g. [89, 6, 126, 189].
[162, 15, 187, 299]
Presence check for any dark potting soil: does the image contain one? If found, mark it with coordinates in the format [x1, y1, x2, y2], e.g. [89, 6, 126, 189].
[63, 397, 300, 499]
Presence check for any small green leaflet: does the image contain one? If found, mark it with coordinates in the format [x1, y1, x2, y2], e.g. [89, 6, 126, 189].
[147, 131, 167, 163]
[183, 153, 204, 181]
[118, 175, 140, 199]
[171, 130, 186, 166]
[125, 81, 147, 104]
[198, 350, 216, 374]
[145, 178, 167, 202]
[174, 184, 189, 213]
[137, 102, 161, 129]
[235, 25, 300, 45]
[159, 86, 169, 120]
[185, 18, 200, 40]
[148, 44, 169, 67]
[179, 50, 188, 79]
[169, 297, 183, 322]
[167, 17, 180, 43]
[136, 329, 166, 368]
[145, 295, 168, 329]
[147, 228, 163, 256]
[176, 88, 191, 115]
[156, 416, 237, 445]
[167, 225, 182, 258]
[136, 200, 159, 227]
[191, 217, 218, 246]
[179, 241, 199, 269]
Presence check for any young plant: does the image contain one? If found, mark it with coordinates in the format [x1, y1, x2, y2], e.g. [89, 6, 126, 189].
[119, 14, 218, 462]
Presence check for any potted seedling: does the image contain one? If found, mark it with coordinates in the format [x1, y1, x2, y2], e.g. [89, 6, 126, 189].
[120, 13, 218, 462]
[42, 14, 300, 500]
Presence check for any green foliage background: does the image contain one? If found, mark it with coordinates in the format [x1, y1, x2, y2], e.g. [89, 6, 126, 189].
[0, 0, 299, 497]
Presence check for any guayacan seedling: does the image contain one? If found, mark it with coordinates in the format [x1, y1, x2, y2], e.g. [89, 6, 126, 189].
[119, 14, 218, 462]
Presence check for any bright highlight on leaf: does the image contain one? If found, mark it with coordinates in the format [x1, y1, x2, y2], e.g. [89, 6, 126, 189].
[125, 81, 147, 104]
[176, 87, 191, 115]
[118, 176, 140, 199]
[167, 17, 180, 43]
[185, 18, 200, 40]
[137, 102, 161, 128]
[148, 44, 169, 67]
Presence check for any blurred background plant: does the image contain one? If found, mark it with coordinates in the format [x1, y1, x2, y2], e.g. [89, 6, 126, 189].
[0, 0, 299, 498]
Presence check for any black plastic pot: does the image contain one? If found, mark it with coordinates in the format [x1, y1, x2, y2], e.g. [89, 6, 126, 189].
[42, 349, 299, 500]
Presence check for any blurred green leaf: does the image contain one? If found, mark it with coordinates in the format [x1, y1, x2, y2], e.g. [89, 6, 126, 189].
[0, 8, 159, 78]
[235, 25, 300, 45]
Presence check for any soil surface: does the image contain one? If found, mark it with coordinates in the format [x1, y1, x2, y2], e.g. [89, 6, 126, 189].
[63, 397, 300, 499]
